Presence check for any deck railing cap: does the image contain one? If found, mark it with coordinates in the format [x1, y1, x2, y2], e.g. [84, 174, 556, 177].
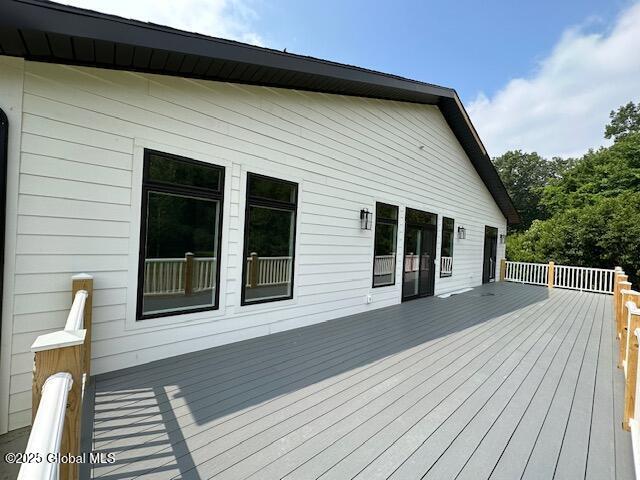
[627, 301, 640, 316]
[31, 329, 86, 352]
[621, 289, 640, 296]
[71, 273, 93, 281]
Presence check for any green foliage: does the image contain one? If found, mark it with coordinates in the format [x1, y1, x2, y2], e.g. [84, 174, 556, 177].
[502, 101, 640, 287]
[492, 150, 573, 231]
[541, 132, 640, 214]
[506, 193, 640, 285]
[605, 101, 640, 141]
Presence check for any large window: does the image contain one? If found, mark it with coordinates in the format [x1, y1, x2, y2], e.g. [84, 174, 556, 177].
[242, 173, 298, 305]
[372, 202, 398, 287]
[137, 150, 224, 319]
[440, 217, 454, 277]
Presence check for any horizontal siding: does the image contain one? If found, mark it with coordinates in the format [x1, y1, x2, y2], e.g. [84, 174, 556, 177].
[4, 60, 507, 430]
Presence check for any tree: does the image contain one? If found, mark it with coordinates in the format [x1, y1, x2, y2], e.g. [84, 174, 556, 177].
[492, 151, 573, 231]
[506, 192, 640, 286]
[505, 127, 640, 287]
[540, 131, 640, 215]
[604, 101, 640, 141]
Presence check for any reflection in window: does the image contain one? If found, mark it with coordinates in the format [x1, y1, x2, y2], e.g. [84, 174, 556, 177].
[138, 150, 224, 319]
[242, 174, 298, 304]
[440, 217, 454, 277]
[373, 202, 398, 287]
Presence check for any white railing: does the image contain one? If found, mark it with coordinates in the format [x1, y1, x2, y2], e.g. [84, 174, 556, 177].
[404, 254, 420, 272]
[503, 260, 615, 294]
[554, 264, 615, 294]
[505, 261, 549, 286]
[21, 274, 93, 480]
[143, 257, 216, 295]
[374, 254, 396, 276]
[245, 255, 293, 287]
[441, 256, 453, 275]
[193, 257, 216, 292]
[144, 258, 185, 295]
[65, 290, 88, 331]
[18, 373, 73, 480]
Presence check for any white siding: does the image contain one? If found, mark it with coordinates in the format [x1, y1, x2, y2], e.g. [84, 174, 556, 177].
[0, 60, 507, 431]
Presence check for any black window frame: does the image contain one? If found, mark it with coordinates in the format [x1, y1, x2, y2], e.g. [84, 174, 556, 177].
[371, 202, 399, 288]
[136, 149, 225, 320]
[241, 172, 299, 306]
[440, 216, 455, 278]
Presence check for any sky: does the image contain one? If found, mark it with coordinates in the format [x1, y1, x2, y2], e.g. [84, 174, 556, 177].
[55, 0, 640, 159]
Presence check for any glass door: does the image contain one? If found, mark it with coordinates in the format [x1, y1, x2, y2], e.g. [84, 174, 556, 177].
[402, 208, 437, 301]
[483, 226, 498, 283]
[403, 225, 422, 298]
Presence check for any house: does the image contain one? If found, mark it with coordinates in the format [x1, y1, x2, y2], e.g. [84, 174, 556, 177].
[0, 0, 518, 435]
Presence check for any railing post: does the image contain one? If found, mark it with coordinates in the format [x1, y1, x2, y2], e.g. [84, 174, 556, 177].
[619, 285, 632, 368]
[499, 259, 506, 281]
[614, 269, 623, 331]
[32, 344, 83, 480]
[624, 301, 640, 430]
[547, 261, 555, 288]
[618, 277, 631, 337]
[184, 252, 194, 295]
[250, 252, 259, 288]
[72, 274, 93, 378]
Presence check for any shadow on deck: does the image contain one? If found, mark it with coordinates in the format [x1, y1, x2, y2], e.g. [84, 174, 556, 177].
[82, 282, 633, 479]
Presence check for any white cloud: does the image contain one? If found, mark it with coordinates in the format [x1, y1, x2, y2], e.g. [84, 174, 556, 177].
[54, 0, 264, 46]
[467, 2, 640, 158]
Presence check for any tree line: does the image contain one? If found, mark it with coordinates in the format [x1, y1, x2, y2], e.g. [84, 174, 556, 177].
[493, 101, 640, 287]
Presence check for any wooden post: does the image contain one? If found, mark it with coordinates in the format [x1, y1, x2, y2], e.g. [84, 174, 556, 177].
[614, 269, 623, 334]
[250, 252, 259, 288]
[618, 278, 631, 337]
[619, 286, 632, 368]
[547, 261, 555, 288]
[72, 273, 93, 378]
[184, 252, 194, 295]
[499, 259, 506, 281]
[624, 301, 640, 430]
[32, 343, 83, 480]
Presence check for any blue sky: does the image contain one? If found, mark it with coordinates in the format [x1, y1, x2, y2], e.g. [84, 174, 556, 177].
[57, 0, 640, 158]
[254, 0, 626, 102]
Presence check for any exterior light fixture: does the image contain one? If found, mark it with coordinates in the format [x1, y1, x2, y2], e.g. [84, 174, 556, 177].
[499, 233, 506, 244]
[360, 208, 372, 230]
[457, 226, 466, 240]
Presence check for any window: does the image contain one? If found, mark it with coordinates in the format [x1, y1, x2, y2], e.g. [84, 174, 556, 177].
[137, 150, 224, 319]
[440, 217, 454, 277]
[242, 173, 298, 305]
[372, 202, 398, 287]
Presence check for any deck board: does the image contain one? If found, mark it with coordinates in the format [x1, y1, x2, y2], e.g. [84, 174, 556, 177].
[86, 282, 633, 479]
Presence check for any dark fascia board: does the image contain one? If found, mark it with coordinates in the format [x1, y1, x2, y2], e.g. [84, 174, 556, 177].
[0, 0, 520, 223]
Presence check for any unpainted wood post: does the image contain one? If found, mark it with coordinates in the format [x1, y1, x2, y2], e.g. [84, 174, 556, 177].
[624, 301, 640, 430]
[547, 261, 555, 288]
[499, 259, 506, 281]
[618, 278, 631, 337]
[184, 252, 194, 295]
[72, 274, 93, 378]
[614, 269, 623, 335]
[250, 252, 259, 288]
[32, 345, 83, 480]
[619, 286, 632, 368]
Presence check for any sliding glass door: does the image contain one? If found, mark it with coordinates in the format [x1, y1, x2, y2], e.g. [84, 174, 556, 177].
[402, 208, 437, 301]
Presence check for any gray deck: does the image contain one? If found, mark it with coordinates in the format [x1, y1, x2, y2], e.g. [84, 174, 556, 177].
[84, 282, 633, 479]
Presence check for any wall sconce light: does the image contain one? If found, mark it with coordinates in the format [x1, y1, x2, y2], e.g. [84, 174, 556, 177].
[499, 233, 506, 244]
[457, 226, 466, 240]
[360, 208, 372, 230]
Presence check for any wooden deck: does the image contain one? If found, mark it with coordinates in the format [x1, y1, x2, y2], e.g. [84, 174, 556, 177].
[84, 282, 634, 479]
